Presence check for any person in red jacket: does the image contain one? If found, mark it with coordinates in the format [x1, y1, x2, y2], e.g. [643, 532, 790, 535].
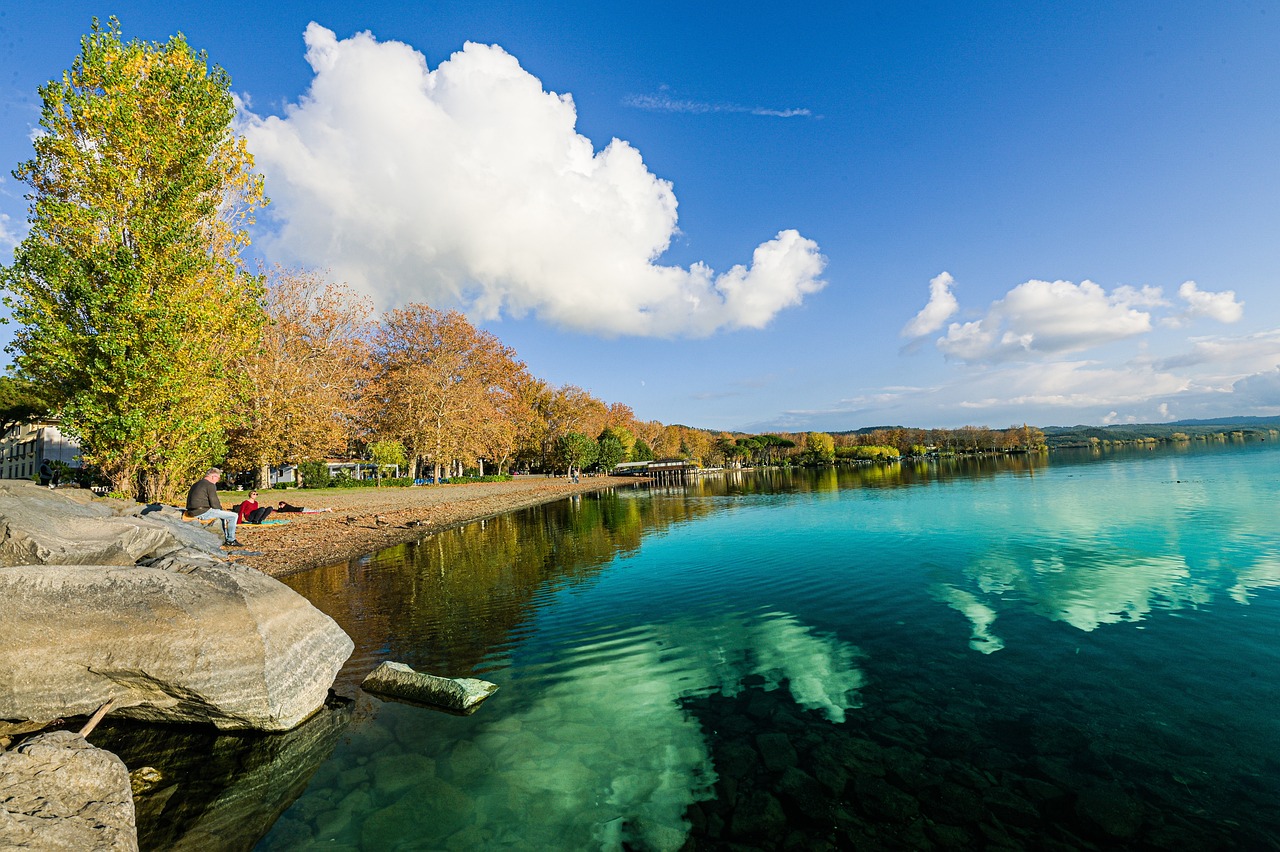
[236, 490, 275, 524]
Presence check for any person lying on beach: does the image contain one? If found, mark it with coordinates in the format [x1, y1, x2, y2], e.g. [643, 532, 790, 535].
[235, 491, 275, 524]
[276, 501, 334, 513]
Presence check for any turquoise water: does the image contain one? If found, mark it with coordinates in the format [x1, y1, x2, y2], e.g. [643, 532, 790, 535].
[148, 441, 1280, 849]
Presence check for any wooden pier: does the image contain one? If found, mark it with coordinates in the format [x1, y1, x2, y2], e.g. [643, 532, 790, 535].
[645, 459, 699, 485]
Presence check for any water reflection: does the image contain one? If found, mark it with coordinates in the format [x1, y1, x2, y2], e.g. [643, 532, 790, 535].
[286, 488, 719, 692]
[94, 699, 350, 851]
[921, 444, 1280, 643]
[931, 585, 1004, 653]
[294, 610, 861, 851]
[249, 441, 1280, 849]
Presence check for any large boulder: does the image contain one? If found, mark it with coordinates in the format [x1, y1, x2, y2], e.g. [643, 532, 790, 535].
[0, 730, 138, 851]
[0, 483, 353, 732]
[0, 481, 223, 568]
[0, 562, 353, 731]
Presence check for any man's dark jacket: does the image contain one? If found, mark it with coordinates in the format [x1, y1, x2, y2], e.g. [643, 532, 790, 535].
[186, 479, 222, 514]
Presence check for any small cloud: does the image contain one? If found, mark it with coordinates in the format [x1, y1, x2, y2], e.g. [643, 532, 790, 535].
[623, 92, 812, 118]
[1178, 280, 1243, 323]
[1155, 329, 1280, 371]
[936, 279, 1152, 364]
[0, 213, 20, 252]
[901, 271, 959, 338]
[1111, 284, 1168, 309]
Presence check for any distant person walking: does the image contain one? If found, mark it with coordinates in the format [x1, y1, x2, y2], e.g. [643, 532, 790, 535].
[186, 467, 242, 548]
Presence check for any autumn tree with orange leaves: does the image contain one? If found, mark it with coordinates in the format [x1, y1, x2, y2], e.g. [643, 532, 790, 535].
[225, 268, 371, 487]
[365, 305, 527, 481]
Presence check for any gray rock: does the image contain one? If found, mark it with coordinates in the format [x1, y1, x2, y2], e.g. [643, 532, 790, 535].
[0, 730, 138, 851]
[0, 563, 354, 731]
[776, 766, 825, 813]
[983, 786, 1042, 829]
[852, 776, 920, 823]
[728, 790, 786, 840]
[0, 482, 223, 567]
[361, 662, 498, 714]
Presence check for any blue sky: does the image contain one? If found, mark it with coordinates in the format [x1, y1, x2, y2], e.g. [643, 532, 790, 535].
[2, 2, 1278, 431]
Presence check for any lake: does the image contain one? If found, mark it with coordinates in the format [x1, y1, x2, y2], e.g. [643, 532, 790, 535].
[104, 439, 1280, 849]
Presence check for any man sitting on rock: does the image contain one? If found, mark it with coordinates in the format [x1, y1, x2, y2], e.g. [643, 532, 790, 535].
[186, 467, 243, 548]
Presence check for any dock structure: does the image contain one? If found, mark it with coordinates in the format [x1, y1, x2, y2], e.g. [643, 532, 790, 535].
[645, 459, 699, 485]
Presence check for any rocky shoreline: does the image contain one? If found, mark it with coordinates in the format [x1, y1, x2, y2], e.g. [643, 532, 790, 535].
[0, 475, 640, 849]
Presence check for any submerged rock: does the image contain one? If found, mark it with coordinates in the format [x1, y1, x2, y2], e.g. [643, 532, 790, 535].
[0, 562, 354, 731]
[361, 662, 498, 714]
[96, 699, 351, 851]
[0, 730, 138, 851]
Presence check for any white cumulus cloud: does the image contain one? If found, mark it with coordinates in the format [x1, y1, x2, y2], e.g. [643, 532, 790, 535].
[1178, 280, 1243, 324]
[901, 270, 958, 337]
[936, 279, 1152, 363]
[240, 24, 826, 337]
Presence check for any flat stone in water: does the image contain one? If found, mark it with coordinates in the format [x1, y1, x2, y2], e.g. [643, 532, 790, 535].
[361, 661, 498, 714]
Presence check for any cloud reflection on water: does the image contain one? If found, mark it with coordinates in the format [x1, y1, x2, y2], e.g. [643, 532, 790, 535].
[936, 537, 1280, 650]
[458, 610, 862, 850]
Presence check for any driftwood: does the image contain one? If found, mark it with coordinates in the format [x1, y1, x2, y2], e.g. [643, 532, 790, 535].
[78, 698, 116, 738]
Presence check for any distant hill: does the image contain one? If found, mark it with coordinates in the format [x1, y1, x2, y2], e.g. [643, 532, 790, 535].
[1042, 418, 1280, 447]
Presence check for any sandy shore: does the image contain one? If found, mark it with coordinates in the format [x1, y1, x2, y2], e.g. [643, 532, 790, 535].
[222, 475, 639, 577]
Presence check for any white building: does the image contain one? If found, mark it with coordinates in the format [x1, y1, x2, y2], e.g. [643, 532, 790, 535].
[0, 420, 82, 480]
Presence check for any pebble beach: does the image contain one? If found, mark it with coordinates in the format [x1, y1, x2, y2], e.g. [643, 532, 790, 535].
[224, 475, 639, 578]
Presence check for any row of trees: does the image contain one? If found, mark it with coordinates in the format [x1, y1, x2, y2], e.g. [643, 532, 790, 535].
[0, 20, 1052, 501]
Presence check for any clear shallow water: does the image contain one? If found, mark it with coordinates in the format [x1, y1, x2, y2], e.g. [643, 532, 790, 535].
[112, 441, 1280, 849]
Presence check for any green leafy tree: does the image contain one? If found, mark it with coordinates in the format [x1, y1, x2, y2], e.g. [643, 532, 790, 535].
[802, 431, 836, 465]
[631, 437, 654, 462]
[556, 431, 598, 474]
[0, 375, 54, 433]
[735, 436, 763, 465]
[369, 439, 406, 486]
[596, 431, 626, 472]
[2, 19, 266, 500]
[759, 434, 796, 464]
[598, 425, 636, 460]
[296, 460, 330, 489]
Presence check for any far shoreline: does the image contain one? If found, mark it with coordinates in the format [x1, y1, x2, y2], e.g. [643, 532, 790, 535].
[221, 475, 641, 578]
